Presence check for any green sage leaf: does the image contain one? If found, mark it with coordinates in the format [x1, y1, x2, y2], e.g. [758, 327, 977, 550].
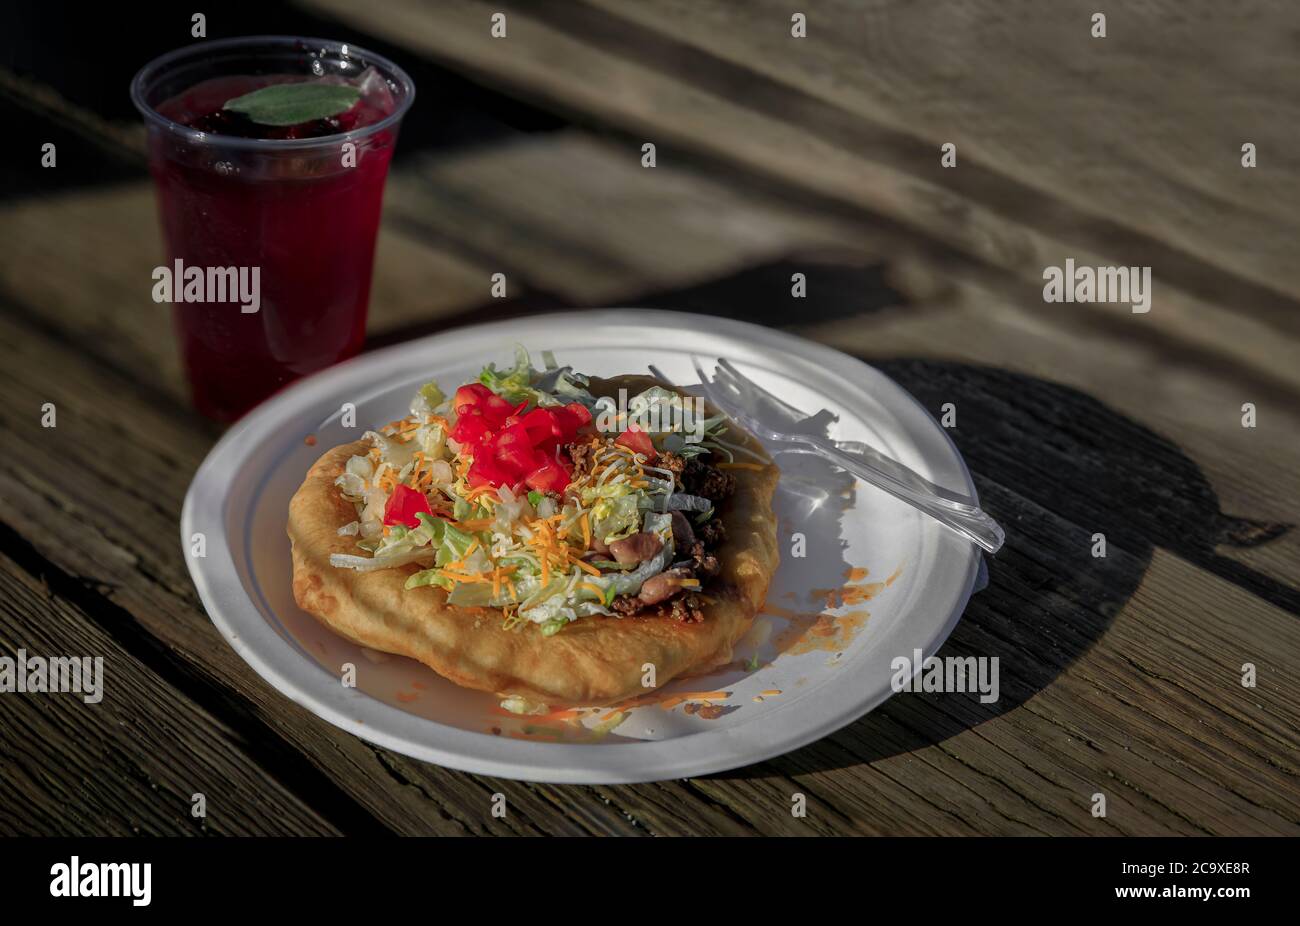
[223, 82, 360, 127]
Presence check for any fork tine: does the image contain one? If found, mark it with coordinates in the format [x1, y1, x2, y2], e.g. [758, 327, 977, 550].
[713, 357, 755, 404]
[690, 355, 712, 392]
[695, 357, 742, 418]
[717, 357, 744, 380]
[647, 363, 669, 383]
[718, 356, 812, 420]
[717, 357, 763, 399]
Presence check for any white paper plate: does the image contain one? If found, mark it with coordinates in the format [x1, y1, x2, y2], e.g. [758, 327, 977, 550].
[182, 309, 983, 783]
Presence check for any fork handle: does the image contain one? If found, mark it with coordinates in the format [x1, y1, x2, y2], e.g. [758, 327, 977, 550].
[782, 439, 1006, 554]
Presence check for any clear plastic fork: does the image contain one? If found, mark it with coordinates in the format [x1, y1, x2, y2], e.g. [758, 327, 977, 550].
[652, 357, 1005, 554]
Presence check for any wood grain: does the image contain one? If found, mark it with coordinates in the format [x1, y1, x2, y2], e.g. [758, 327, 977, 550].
[0, 1, 1296, 834]
[0, 545, 339, 836]
[298, 0, 1300, 343]
[802, 279, 1300, 594]
[384, 134, 863, 303]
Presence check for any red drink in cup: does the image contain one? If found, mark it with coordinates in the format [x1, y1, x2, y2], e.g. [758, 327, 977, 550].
[131, 37, 414, 421]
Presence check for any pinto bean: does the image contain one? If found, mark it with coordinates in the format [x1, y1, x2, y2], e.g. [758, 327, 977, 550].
[638, 567, 693, 605]
[608, 531, 663, 565]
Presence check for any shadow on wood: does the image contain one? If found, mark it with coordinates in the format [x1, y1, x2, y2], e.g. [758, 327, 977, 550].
[726, 358, 1294, 778]
[365, 252, 905, 346]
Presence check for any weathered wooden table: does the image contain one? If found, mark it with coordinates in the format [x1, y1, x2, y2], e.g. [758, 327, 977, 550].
[1, 1, 1297, 835]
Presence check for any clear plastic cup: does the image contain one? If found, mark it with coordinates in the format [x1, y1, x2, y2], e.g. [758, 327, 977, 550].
[131, 36, 415, 421]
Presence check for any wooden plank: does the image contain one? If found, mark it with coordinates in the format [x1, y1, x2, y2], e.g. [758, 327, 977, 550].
[301, 0, 1300, 386]
[800, 279, 1300, 595]
[584, 0, 1300, 303]
[0, 545, 339, 836]
[385, 133, 863, 303]
[765, 511, 1300, 836]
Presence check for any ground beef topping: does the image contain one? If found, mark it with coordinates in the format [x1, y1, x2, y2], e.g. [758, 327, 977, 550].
[611, 591, 707, 623]
[659, 450, 736, 501]
[682, 457, 736, 502]
[686, 541, 721, 577]
[588, 446, 738, 621]
[695, 517, 727, 548]
[567, 439, 599, 481]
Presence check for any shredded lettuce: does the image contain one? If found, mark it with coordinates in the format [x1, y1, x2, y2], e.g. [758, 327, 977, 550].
[664, 493, 712, 513]
[364, 428, 418, 471]
[415, 421, 447, 460]
[329, 548, 433, 572]
[589, 559, 634, 571]
[405, 569, 452, 591]
[588, 493, 640, 544]
[452, 496, 475, 522]
[335, 512, 485, 578]
[500, 695, 549, 715]
[477, 345, 545, 405]
[410, 380, 445, 418]
[434, 520, 476, 567]
[478, 344, 599, 410]
[446, 582, 498, 607]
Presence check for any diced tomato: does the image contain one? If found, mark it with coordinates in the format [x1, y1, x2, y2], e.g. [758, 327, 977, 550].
[449, 407, 494, 445]
[520, 407, 556, 444]
[453, 382, 493, 413]
[547, 405, 585, 443]
[502, 401, 530, 430]
[561, 402, 592, 429]
[492, 423, 545, 475]
[501, 448, 543, 477]
[615, 424, 656, 460]
[454, 381, 521, 431]
[467, 454, 517, 489]
[517, 408, 557, 453]
[452, 383, 583, 493]
[491, 422, 532, 454]
[480, 392, 517, 426]
[524, 456, 570, 494]
[382, 484, 433, 529]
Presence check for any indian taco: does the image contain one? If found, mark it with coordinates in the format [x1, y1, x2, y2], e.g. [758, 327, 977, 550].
[288, 349, 779, 705]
